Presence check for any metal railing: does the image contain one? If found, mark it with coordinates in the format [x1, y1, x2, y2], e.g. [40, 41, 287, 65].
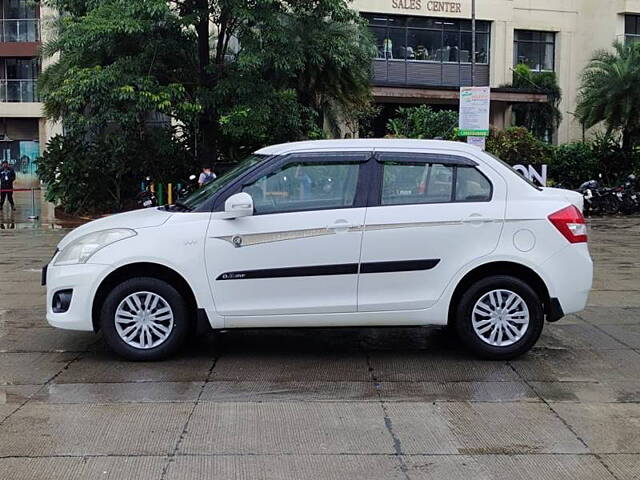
[0, 18, 40, 42]
[0, 79, 38, 102]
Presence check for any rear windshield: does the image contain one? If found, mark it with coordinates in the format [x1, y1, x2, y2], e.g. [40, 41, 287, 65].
[485, 152, 542, 191]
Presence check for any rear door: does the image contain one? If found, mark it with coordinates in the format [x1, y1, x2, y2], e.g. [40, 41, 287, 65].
[357, 150, 506, 312]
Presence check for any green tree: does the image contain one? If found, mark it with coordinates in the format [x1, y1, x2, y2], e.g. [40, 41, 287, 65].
[386, 106, 459, 140]
[509, 64, 562, 141]
[577, 41, 640, 152]
[39, 0, 375, 213]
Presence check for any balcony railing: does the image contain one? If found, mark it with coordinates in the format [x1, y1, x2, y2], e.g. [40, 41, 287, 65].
[0, 79, 38, 102]
[0, 19, 40, 42]
[372, 58, 490, 88]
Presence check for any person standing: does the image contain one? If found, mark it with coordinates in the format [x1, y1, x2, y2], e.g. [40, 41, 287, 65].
[0, 161, 16, 210]
[198, 165, 216, 187]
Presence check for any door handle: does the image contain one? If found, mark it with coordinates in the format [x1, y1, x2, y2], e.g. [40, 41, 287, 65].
[463, 214, 493, 226]
[327, 220, 358, 232]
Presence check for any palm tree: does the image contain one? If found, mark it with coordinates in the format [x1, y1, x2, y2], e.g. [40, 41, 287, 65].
[577, 41, 640, 152]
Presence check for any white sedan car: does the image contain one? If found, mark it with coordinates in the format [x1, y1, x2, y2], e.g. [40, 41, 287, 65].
[43, 139, 592, 361]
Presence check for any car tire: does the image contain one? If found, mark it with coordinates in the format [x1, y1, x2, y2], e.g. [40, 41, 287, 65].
[100, 277, 190, 361]
[455, 275, 544, 360]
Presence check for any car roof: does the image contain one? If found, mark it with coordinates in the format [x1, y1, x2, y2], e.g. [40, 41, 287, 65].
[255, 139, 484, 156]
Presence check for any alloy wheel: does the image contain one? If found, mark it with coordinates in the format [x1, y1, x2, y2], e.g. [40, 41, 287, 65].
[471, 289, 530, 347]
[114, 291, 174, 349]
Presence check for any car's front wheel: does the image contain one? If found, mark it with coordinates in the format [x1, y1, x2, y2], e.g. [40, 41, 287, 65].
[455, 275, 544, 360]
[100, 277, 190, 361]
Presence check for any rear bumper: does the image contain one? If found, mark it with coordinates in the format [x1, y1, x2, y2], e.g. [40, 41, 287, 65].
[540, 243, 593, 317]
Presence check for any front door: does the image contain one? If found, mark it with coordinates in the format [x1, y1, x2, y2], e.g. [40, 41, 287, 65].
[205, 152, 370, 320]
[358, 150, 506, 312]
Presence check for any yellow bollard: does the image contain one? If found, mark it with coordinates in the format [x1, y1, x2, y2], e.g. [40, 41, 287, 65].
[168, 183, 173, 205]
[150, 183, 155, 193]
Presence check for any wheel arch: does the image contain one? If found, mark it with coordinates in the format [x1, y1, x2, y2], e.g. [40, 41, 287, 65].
[447, 261, 551, 326]
[91, 262, 199, 333]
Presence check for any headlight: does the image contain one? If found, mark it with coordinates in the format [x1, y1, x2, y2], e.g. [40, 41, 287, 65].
[54, 228, 137, 266]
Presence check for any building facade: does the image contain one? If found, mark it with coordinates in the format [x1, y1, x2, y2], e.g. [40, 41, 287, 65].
[0, 0, 58, 189]
[351, 0, 640, 143]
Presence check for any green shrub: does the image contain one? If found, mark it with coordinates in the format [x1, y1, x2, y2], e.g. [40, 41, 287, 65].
[386, 106, 459, 140]
[486, 127, 553, 166]
[549, 142, 599, 188]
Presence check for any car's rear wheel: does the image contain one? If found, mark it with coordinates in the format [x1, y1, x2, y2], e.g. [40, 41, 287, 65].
[455, 275, 544, 360]
[100, 277, 190, 361]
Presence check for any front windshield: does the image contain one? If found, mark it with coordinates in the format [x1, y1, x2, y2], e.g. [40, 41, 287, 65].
[181, 154, 267, 210]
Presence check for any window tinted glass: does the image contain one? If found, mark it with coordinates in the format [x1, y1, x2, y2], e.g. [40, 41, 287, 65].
[381, 163, 453, 205]
[455, 167, 492, 201]
[242, 162, 360, 214]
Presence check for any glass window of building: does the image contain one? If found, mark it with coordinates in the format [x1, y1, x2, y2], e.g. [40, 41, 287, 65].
[625, 14, 640, 43]
[513, 30, 555, 72]
[363, 13, 490, 65]
[1, 0, 40, 42]
[0, 58, 39, 102]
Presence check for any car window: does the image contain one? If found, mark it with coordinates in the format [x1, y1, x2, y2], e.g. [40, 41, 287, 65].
[242, 161, 360, 214]
[455, 166, 492, 202]
[181, 154, 266, 211]
[382, 162, 454, 205]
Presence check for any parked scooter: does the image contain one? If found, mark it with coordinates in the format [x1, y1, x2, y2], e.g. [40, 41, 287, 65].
[136, 177, 158, 209]
[177, 175, 198, 200]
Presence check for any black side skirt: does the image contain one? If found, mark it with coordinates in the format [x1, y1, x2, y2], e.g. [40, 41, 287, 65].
[217, 259, 440, 281]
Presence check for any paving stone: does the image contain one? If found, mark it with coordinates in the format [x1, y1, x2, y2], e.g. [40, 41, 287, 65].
[386, 402, 587, 454]
[599, 454, 640, 480]
[510, 348, 640, 382]
[551, 403, 640, 453]
[179, 402, 393, 454]
[201, 380, 377, 402]
[537, 323, 628, 350]
[368, 352, 520, 382]
[0, 456, 167, 480]
[0, 307, 47, 329]
[468, 454, 615, 480]
[0, 403, 191, 456]
[54, 351, 215, 383]
[531, 380, 640, 403]
[165, 454, 404, 480]
[577, 306, 640, 325]
[597, 324, 640, 349]
[210, 352, 371, 382]
[377, 381, 539, 403]
[30, 382, 203, 403]
[0, 327, 97, 353]
[0, 352, 75, 385]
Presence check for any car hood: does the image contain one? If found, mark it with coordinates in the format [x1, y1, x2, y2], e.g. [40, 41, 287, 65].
[542, 187, 584, 212]
[57, 208, 173, 250]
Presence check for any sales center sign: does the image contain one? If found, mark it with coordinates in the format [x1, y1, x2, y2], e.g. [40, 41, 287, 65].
[391, 1, 467, 15]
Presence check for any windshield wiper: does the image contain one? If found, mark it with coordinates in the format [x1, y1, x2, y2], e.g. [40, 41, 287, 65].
[172, 201, 193, 212]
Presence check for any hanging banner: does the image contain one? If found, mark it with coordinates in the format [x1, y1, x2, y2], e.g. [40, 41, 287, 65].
[458, 86, 490, 137]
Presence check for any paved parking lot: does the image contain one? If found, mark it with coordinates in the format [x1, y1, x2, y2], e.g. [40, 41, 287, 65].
[1, 216, 640, 479]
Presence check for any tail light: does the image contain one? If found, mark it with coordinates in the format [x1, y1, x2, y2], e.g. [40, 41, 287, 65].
[548, 205, 588, 243]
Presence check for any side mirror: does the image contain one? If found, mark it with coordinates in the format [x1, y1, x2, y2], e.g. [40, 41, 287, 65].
[223, 192, 254, 219]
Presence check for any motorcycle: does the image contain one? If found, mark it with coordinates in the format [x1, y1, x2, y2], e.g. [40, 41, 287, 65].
[617, 174, 639, 215]
[578, 179, 620, 216]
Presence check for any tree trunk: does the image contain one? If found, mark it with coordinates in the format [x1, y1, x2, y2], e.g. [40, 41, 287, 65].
[195, 0, 218, 165]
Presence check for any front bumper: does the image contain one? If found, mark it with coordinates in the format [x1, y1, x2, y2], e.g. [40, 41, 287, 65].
[45, 262, 110, 331]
